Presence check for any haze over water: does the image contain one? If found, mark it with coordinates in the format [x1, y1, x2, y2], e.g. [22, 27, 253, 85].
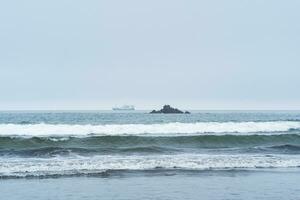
[1, 0, 300, 199]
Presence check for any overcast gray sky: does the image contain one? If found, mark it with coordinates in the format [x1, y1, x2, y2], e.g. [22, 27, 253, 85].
[0, 0, 299, 110]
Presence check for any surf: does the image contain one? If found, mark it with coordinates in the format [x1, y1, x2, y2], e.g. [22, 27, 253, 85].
[0, 121, 299, 137]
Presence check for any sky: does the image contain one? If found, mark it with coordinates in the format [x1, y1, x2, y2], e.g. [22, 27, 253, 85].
[0, 0, 299, 110]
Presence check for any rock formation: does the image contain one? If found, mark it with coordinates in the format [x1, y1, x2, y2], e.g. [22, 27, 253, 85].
[150, 105, 190, 114]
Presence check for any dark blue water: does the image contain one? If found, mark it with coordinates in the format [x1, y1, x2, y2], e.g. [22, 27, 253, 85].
[0, 110, 299, 124]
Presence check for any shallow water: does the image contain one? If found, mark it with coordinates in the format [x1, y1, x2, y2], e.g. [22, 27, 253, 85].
[1, 170, 300, 200]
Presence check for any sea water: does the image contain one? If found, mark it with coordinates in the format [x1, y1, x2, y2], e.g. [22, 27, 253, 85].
[0, 110, 300, 199]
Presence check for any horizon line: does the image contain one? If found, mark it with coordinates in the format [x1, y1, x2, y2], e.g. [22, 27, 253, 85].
[0, 109, 300, 112]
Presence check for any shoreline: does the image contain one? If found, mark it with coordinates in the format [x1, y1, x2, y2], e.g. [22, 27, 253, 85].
[1, 169, 300, 200]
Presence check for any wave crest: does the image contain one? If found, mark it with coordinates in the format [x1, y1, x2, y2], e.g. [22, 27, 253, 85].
[0, 121, 299, 137]
[1, 154, 300, 178]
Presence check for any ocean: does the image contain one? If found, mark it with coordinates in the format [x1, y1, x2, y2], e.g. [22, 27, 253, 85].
[1, 110, 300, 199]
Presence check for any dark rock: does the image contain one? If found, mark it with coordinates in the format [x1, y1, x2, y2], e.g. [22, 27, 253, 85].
[150, 105, 190, 114]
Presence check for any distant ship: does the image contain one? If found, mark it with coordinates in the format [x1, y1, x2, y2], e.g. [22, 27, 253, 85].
[112, 105, 135, 111]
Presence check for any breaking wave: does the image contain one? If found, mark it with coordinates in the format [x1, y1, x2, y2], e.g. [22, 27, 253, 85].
[0, 121, 299, 137]
[1, 154, 300, 178]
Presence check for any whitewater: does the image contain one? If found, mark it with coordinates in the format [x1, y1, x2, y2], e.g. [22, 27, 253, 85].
[0, 121, 299, 137]
[1, 111, 300, 179]
[1, 154, 300, 178]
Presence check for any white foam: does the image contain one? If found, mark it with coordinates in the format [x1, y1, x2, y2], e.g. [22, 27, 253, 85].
[0, 121, 299, 137]
[1, 154, 300, 177]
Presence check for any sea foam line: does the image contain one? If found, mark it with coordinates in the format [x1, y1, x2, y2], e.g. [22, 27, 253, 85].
[0, 121, 299, 137]
[1, 154, 300, 177]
